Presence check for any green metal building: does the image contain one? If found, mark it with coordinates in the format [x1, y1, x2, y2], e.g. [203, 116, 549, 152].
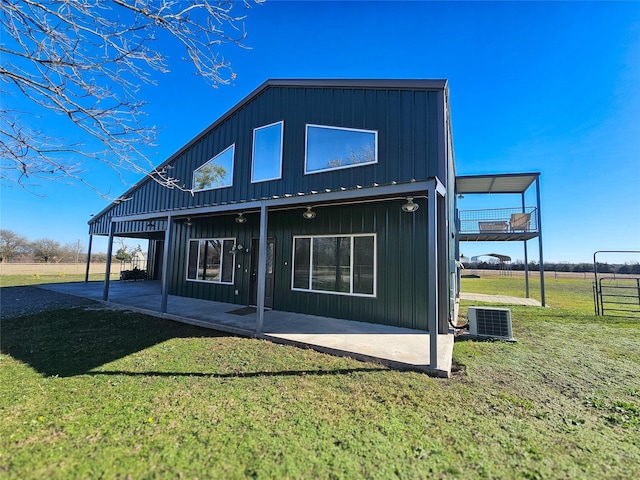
[88, 80, 458, 352]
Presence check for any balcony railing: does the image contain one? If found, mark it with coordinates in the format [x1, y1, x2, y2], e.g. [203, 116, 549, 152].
[458, 207, 538, 238]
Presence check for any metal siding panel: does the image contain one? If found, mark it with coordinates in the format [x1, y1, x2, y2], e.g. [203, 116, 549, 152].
[427, 91, 440, 178]
[268, 201, 428, 329]
[171, 213, 251, 305]
[413, 90, 429, 179]
[91, 85, 443, 240]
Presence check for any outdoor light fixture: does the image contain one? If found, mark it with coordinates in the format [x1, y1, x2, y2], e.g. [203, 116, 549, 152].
[146, 221, 155, 229]
[230, 244, 244, 255]
[184, 217, 193, 227]
[457, 193, 465, 199]
[401, 197, 419, 213]
[302, 206, 316, 220]
[235, 213, 247, 224]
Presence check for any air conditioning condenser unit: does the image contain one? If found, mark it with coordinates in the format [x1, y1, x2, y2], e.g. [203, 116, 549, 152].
[467, 307, 515, 341]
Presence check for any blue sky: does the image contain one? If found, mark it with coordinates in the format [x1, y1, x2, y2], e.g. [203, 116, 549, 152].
[1, 1, 639, 263]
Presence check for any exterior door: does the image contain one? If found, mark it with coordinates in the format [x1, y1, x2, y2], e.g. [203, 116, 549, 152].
[249, 238, 275, 308]
[153, 241, 164, 281]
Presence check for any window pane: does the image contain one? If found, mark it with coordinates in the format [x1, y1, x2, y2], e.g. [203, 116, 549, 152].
[187, 240, 199, 280]
[353, 236, 375, 295]
[252, 122, 283, 182]
[312, 237, 350, 293]
[266, 242, 274, 275]
[193, 145, 234, 191]
[293, 238, 310, 289]
[306, 125, 376, 173]
[202, 240, 221, 282]
[221, 240, 235, 283]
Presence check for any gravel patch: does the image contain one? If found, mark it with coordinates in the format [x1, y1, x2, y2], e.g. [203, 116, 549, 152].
[0, 286, 100, 318]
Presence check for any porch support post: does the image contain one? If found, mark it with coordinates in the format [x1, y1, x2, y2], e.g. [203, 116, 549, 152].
[522, 192, 530, 298]
[102, 221, 115, 301]
[160, 215, 173, 314]
[84, 234, 93, 283]
[535, 176, 546, 306]
[523, 240, 530, 296]
[255, 201, 268, 334]
[427, 180, 439, 369]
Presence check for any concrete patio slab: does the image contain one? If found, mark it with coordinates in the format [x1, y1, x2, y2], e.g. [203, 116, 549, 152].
[459, 292, 542, 306]
[38, 281, 454, 377]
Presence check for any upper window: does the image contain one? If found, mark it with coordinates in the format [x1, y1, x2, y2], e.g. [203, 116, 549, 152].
[193, 144, 235, 191]
[305, 125, 377, 174]
[187, 238, 235, 284]
[292, 234, 376, 297]
[252, 121, 284, 183]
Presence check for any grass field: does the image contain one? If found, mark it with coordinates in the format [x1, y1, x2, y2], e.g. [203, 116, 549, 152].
[0, 273, 119, 287]
[1, 275, 639, 479]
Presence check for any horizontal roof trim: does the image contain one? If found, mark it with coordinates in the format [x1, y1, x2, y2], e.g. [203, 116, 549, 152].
[264, 78, 448, 90]
[455, 172, 540, 194]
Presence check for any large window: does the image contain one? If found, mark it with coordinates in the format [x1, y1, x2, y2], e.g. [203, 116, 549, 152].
[252, 121, 284, 182]
[187, 238, 235, 284]
[193, 144, 235, 191]
[292, 234, 376, 297]
[305, 124, 377, 174]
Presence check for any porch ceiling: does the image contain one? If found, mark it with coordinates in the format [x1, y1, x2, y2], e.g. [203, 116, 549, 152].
[456, 173, 539, 194]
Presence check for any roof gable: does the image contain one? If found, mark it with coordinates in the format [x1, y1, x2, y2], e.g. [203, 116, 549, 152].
[90, 79, 449, 229]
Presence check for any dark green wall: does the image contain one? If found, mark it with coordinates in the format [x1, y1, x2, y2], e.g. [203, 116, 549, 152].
[167, 200, 432, 331]
[90, 85, 442, 235]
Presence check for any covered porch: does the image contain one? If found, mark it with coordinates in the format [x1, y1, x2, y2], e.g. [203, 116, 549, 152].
[455, 172, 546, 306]
[40, 280, 454, 377]
[86, 178, 453, 373]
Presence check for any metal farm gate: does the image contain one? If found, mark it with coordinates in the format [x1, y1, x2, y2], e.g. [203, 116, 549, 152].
[593, 251, 640, 318]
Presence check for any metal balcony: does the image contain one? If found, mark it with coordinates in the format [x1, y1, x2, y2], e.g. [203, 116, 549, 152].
[458, 207, 539, 241]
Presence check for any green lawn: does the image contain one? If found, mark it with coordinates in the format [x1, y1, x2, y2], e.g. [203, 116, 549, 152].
[0, 273, 119, 287]
[1, 276, 639, 479]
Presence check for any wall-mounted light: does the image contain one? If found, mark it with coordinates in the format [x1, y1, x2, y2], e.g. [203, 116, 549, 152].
[302, 206, 316, 220]
[401, 197, 419, 213]
[146, 221, 155, 229]
[184, 217, 193, 227]
[235, 213, 247, 224]
[230, 244, 245, 255]
[457, 193, 464, 199]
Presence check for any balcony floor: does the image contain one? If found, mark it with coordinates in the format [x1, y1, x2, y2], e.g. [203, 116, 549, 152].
[460, 292, 542, 307]
[459, 232, 539, 242]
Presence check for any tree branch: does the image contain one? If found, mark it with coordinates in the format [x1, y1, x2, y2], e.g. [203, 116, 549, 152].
[0, 0, 264, 198]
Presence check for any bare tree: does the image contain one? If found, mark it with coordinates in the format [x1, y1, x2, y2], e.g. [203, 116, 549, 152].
[30, 238, 63, 263]
[62, 239, 85, 263]
[0, 0, 263, 197]
[0, 229, 29, 262]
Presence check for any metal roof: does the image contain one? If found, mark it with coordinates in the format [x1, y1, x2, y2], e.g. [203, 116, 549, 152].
[455, 172, 539, 194]
[471, 253, 512, 262]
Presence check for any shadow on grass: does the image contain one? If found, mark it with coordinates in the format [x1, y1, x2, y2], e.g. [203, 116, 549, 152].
[1, 306, 390, 379]
[0, 306, 227, 377]
[87, 367, 388, 379]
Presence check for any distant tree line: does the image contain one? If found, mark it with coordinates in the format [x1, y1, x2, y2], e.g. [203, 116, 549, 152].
[463, 260, 640, 275]
[0, 229, 141, 264]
